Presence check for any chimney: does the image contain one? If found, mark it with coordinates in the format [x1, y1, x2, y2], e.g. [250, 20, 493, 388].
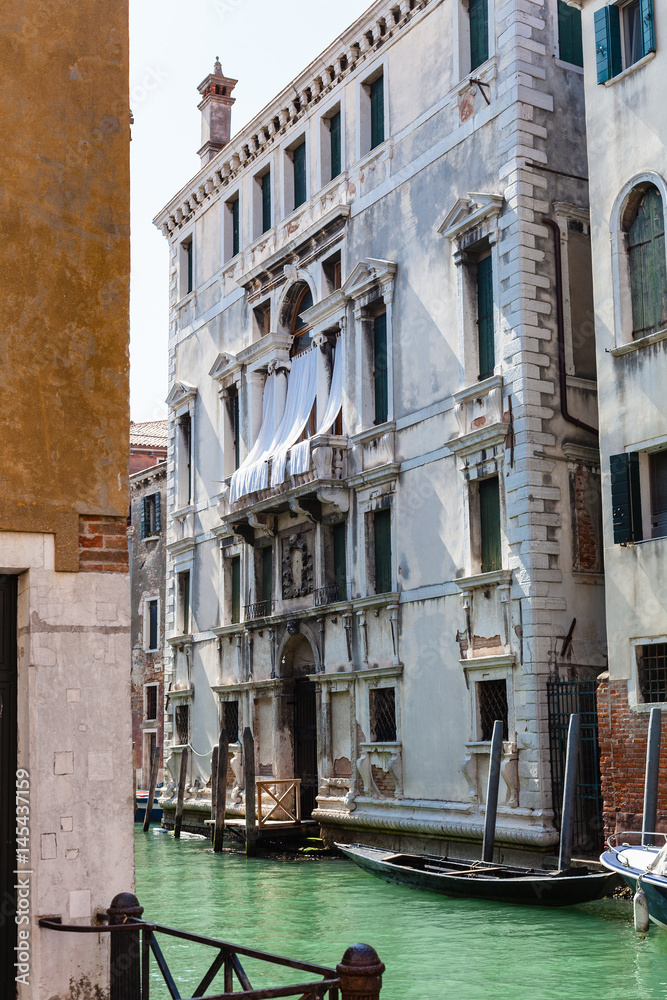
[197, 57, 238, 166]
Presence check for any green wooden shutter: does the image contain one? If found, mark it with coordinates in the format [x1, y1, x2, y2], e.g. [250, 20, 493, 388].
[610, 452, 643, 543]
[155, 492, 161, 533]
[149, 601, 158, 651]
[595, 5, 621, 83]
[186, 240, 193, 293]
[330, 111, 342, 179]
[649, 450, 667, 539]
[233, 392, 240, 471]
[231, 557, 241, 624]
[140, 497, 147, 539]
[479, 476, 501, 573]
[370, 76, 385, 149]
[261, 171, 271, 233]
[640, 0, 655, 55]
[333, 521, 346, 598]
[181, 572, 190, 634]
[629, 186, 667, 338]
[558, 0, 583, 67]
[469, 0, 489, 71]
[374, 508, 392, 594]
[373, 312, 388, 425]
[293, 142, 307, 209]
[261, 546, 272, 607]
[232, 198, 240, 256]
[477, 254, 495, 380]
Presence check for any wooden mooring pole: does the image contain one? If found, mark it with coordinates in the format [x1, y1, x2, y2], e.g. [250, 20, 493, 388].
[210, 745, 219, 843]
[244, 727, 258, 857]
[213, 728, 229, 853]
[643, 707, 662, 847]
[337, 943, 385, 1000]
[558, 713, 580, 871]
[482, 719, 504, 863]
[142, 744, 161, 833]
[174, 746, 189, 839]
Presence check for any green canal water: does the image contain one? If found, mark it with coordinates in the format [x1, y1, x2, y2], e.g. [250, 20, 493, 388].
[134, 828, 667, 1000]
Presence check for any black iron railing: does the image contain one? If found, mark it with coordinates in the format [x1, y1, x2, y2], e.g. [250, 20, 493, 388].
[39, 892, 384, 1000]
[313, 584, 342, 607]
[244, 599, 275, 621]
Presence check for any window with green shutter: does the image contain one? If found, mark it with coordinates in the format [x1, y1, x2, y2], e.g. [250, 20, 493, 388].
[610, 452, 643, 543]
[627, 185, 667, 339]
[649, 450, 667, 539]
[230, 556, 241, 624]
[479, 476, 501, 573]
[373, 312, 388, 425]
[370, 76, 385, 150]
[261, 171, 271, 234]
[148, 600, 159, 652]
[595, 4, 622, 82]
[469, 0, 489, 71]
[232, 197, 240, 256]
[293, 141, 307, 209]
[184, 239, 193, 294]
[477, 253, 495, 380]
[595, 0, 654, 82]
[558, 0, 583, 66]
[330, 111, 342, 180]
[373, 508, 392, 595]
[178, 571, 190, 635]
[261, 546, 273, 607]
[333, 521, 346, 599]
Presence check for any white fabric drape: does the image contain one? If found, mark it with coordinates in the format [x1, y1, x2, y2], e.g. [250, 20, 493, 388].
[229, 373, 275, 504]
[269, 347, 318, 487]
[289, 340, 343, 477]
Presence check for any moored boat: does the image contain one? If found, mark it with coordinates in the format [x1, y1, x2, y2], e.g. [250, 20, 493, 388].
[135, 789, 163, 823]
[600, 835, 667, 929]
[337, 843, 620, 907]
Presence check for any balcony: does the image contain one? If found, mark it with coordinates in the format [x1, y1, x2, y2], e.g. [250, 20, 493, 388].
[313, 583, 344, 608]
[243, 599, 276, 621]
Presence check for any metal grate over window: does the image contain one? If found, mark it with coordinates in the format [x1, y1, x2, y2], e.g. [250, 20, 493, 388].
[222, 701, 239, 744]
[175, 704, 190, 746]
[638, 644, 667, 703]
[145, 685, 158, 721]
[370, 687, 397, 742]
[478, 679, 508, 741]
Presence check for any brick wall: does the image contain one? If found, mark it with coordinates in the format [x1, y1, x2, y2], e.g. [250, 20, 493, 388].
[79, 515, 129, 572]
[596, 673, 667, 837]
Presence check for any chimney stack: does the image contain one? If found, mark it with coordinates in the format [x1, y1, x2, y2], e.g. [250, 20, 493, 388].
[197, 57, 238, 166]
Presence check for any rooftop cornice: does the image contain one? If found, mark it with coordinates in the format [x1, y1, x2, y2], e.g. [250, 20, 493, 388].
[153, 0, 438, 237]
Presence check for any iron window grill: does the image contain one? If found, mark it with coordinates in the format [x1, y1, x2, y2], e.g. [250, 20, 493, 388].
[638, 644, 667, 703]
[145, 685, 158, 721]
[222, 700, 239, 744]
[174, 704, 190, 746]
[370, 687, 397, 743]
[478, 679, 508, 741]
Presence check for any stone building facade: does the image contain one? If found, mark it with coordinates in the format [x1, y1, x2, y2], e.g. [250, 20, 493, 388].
[155, 0, 607, 860]
[578, 0, 667, 836]
[0, 1, 133, 997]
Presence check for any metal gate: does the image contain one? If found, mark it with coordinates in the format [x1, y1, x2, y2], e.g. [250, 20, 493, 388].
[0, 576, 18, 998]
[294, 679, 318, 819]
[547, 677, 604, 855]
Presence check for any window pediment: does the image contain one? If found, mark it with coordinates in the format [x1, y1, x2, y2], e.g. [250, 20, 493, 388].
[438, 193, 504, 242]
[166, 381, 197, 411]
[342, 257, 396, 304]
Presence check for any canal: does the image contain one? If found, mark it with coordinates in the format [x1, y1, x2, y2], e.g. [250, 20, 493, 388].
[135, 829, 667, 1000]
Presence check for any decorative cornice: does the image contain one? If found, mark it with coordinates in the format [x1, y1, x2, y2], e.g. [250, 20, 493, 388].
[166, 381, 197, 410]
[438, 192, 504, 241]
[455, 569, 513, 592]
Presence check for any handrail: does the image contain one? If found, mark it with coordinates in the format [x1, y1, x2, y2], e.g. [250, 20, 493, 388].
[256, 779, 302, 828]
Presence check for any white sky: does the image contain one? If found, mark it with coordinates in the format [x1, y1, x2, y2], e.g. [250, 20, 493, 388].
[129, 0, 372, 422]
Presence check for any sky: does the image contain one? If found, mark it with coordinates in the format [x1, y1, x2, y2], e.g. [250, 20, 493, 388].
[129, 0, 373, 422]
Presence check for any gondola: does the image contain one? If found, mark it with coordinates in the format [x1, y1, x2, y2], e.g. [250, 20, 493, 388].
[337, 842, 620, 907]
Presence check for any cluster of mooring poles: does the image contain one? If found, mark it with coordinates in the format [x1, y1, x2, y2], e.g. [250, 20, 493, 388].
[634, 705, 662, 936]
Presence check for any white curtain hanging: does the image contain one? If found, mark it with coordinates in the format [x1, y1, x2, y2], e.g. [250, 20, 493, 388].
[229, 373, 276, 504]
[289, 339, 343, 477]
[269, 347, 318, 487]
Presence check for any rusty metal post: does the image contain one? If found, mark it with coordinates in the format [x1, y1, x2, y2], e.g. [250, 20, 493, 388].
[108, 892, 143, 1000]
[337, 943, 384, 1000]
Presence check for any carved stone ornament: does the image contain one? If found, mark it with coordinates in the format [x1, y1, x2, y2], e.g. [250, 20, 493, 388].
[282, 532, 314, 599]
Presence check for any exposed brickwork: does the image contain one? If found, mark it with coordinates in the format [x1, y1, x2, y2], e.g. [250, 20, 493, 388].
[79, 515, 129, 572]
[596, 674, 667, 837]
[571, 467, 602, 573]
[371, 764, 396, 797]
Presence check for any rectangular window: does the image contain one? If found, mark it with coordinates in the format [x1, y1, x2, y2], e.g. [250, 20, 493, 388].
[637, 644, 667, 703]
[222, 700, 239, 743]
[373, 312, 388, 425]
[181, 238, 193, 296]
[469, 0, 489, 71]
[373, 507, 392, 595]
[177, 571, 190, 635]
[478, 679, 508, 740]
[233, 390, 240, 471]
[147, 599, 159, 651]
[293, 141, 307, 210]
[595, 0, 653, 83]
[330, 110, 342, 179]
[558, 0, 583, 66]
[479, 475, 502, 573]
[261, 546, 273, 608]
[232, 197, 240, 256]
[175, 704, 190, 746]
[370, 687, 397, 742]
[177, 414, 192, 507]
[261, 170, 272, 233]
[649, 450, 667, 539]
[333, 521, 346, 599]
[370, 75, 385, 150]
[477, 253, 494, 380]
[145, 684, 158, 721]
[610, 452, 643, 543]
[141, 492, 161, 538]
[231, 556, 241, 624]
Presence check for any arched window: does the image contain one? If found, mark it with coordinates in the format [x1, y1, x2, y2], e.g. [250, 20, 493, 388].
[290, 285, 314, 357]
[625, 184, 667, 339]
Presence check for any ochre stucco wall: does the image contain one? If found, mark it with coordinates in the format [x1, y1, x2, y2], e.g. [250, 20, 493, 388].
[0, 0, 130, 569]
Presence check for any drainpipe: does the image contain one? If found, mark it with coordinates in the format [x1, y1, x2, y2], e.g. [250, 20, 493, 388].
[542, 217, 598, 437]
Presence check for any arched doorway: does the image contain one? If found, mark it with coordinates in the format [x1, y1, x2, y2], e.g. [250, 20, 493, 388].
[280, 633, 318, 819]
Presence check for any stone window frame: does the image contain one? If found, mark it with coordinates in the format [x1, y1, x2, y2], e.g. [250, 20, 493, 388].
[609, 171, 667, 350]
[143, 595, 161, 652]
[461, 449, 507, 579]
[364, 496, 396, 599]
[251, 153, 274, 242]
[629, 634, 667, 710]
[452, 0, 498, 82]
[552, 203, 594, 377]
[221, 538, 244, 627]
[178, 226, 195, 303]
[166, 381, 197, 516]
[281, 127, 310, 219]
[143, 682, 159, 722]
[223, 185, 242, 263]
[461, 654, 516, 744]
[316, 92, 346, 191]
[357, 56, 388, 162]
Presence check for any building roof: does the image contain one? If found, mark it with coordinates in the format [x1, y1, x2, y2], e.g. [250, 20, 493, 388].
[130, 420, 168, 449]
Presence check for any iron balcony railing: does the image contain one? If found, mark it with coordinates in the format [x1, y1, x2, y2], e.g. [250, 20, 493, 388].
[243, 599, 275, 621]
[313, 583, 345, 607]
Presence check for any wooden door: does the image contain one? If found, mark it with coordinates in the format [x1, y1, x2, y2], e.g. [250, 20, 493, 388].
[294, 679, 318, 819]
[0, 576, 17, 998]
